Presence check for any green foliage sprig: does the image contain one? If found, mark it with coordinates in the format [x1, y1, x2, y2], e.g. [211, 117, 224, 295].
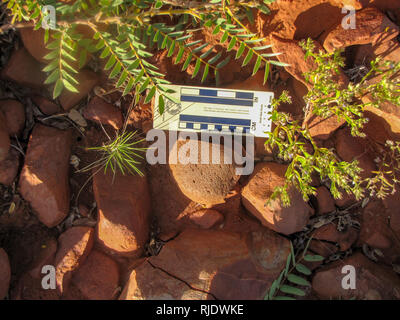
[266, 91, 363, 207]
[300, 38, 400, 138]
[4, 0, 280, 109]
[265, 239, 323, 300]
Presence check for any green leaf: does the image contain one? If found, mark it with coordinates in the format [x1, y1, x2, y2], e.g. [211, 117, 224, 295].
[185, 40, 202, 47]
[63, 79, 78, 93]
[220, 30, 229, 43]
[116, 70, 128, 87]
[167, 40, 176, 57]
[212, 25, 220, 35]
[44, 69, 60, 84]
[104, 55, 116, 70]
[182, 53, 192, 71]
[303, 254, 324, 262]
[42, 60, 59, 73]
[139, 77, 151, 93]
[269, 60, 290, 67]
[254, 44, 273, 51]
[295, 263, 312, 276]
[109, 62, 122, 79]
[227, 36, 237, 52]
[192, 43, 208, 53]
[287, 274, 310, 287]
[175, 46, 185, 64]
[208, 52, 222, 65]
[252, 55, 262, 75]
[235, 42, 245, 59]
[53, 79, 64, 99]
[284, 253, 291, 277]
[79, 50, 88, 69]
[201, 64, 209, 83]
[192, 58, 201, 78]
[263, 62, 270, 85]
[216, 55, 231, 69]
[158, 94, 165, 114]
[145, 86, 156, 104]
[280, 285, 306, 297]
[123, 77, 134, 96]
[200, 46, 213, 59]
[274, 296, 296, 300]
[242, 50, 253, 66]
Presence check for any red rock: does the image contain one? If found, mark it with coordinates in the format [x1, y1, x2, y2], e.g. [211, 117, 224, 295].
[169, 139, 242, 207]
[0, 148, 20, 186]
[312, 252, 400, 299]
[122, 228, 290, 300]
[11, 273, 60, 300]
[93, 170, 151, 258]
[313, 222, 358, 251]
[0, 110, 10, 161]
[120, 260, 211, 300]
[334, 127, 376, 179]
[329, 0, 363, 9]
[242, 162, 313, 235]
[83, 96, 123, 130]
[19, 27, 50, 64]
[322, 7, 399, 52]
[263, 0, 343, 40]
[55, 226, 94, 295]
[270, 35, 348, 90]
[188, 209, 224, 229]
[316, 186, 336, 214]
[28, 237, 58, 279]
[305, 114, 345, 140]
[59, 69, 99, 111]
[362, 94, 400, 137]
[1, 47, 46, 89]
[0, 99, 25, 136]
[31, 95, 61, 115]
[19, 124, 72, 227]
[270, 35, 319, 89]
[67, 250, 119, 300]
[0, 248, 11, 300]
[373, 38, 400, 63]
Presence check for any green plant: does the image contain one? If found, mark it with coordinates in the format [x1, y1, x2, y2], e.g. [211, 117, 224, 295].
[265, 238, 323, 300]
[79, 130, 147, 176]
[266, 39, 400, 206]
[4, 0, 283, 111]
[300, 38, 400, 138]
[266, 91, 363, 207]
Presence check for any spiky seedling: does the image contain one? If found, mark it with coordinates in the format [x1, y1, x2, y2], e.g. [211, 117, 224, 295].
[80, 131, 147, 177]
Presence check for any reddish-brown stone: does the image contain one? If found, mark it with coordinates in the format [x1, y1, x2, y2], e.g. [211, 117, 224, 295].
[83, 96, 123, 130]
[0, 148, 20, 186]
[188, 209, 224, 229]
[31, 95, 62, 116]
[0, 99, 25, 137]
[322, 7, 399, 52]
[0, 248, 11, 300]
[93, 170, 151, 258]
[0, 111, 10, 161]
[316, 186, 336, 215]
[67, 250, 120, 300]
[55, 226, 94, 295]
[312, 253, 400, 299]
[1, 47, 46, 89]
[242, 162, 313, 235]
[122, 229, 290, 300]
[19, 124, 72, 227]
[59, 69, 100, 111]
